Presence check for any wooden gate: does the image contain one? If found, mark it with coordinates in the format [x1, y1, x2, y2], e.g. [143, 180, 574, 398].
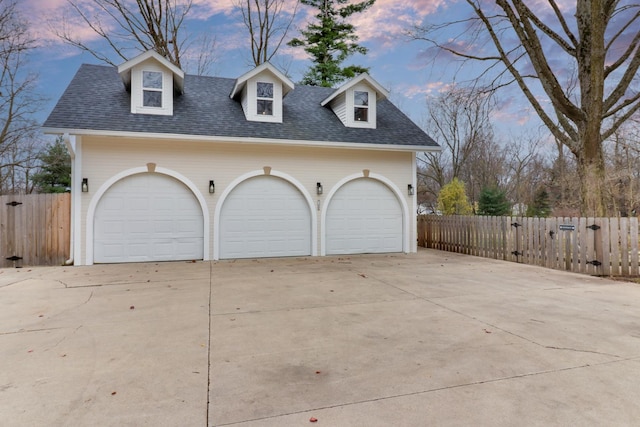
[0, 193, 71, 268]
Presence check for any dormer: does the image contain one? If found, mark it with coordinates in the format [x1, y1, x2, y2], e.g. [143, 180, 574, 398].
[229, 63, 294, 123]
[117, 50, 184, 116]
[321, 74, 389, 129]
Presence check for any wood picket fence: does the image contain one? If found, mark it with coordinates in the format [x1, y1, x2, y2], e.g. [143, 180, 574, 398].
[418, 215, 640, 277]
[0, 193, 71, 268]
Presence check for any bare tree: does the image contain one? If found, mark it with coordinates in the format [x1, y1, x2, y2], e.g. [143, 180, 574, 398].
[502, 133, 544, 213]
[0, 0, 44, 194]
[412, 1, 640, 216]
[461, 134, 506, 207]
[234, 0, 299, 66]
[606, 123, 640, 216]
[547, 139, 581, 216]
[54, 0, 193, 69]
[418, 85, 495, 190]
[187, 32, 217, 76]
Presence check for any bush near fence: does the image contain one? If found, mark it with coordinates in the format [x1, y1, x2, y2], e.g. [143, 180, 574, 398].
[418, 215, 640, 277]
[0, 193, 71, 268]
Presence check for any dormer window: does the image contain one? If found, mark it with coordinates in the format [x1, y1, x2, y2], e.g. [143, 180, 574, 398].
[354, 91, 369, 122]
[257, 82, 274, 115]
[321, 74, 389, 130]
[143, 71, 163, 108]
[229, 62, 294, 123]
[117, 50, 184, 117]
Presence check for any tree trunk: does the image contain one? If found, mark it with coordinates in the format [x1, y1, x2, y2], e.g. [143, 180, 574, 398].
[576, 0, 607, 216]
[576, 135, 607, 216]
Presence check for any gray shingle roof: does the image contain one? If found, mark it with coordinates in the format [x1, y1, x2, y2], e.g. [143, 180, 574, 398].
[43, 64, 438, 149]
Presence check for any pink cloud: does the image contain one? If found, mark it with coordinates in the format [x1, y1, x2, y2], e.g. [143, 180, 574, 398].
[189, 0, 237, 19]
[400, 81, 458, 99]
[21, 0, 109, 45]
[350, 0, 448, 47]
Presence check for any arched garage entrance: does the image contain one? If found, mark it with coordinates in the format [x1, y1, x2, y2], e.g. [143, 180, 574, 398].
[93, 173, 204, 263]
[325, 178, 403, 255]
[219, 175, 312, 259]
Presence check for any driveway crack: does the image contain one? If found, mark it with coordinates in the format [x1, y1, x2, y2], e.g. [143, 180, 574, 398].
[376, 281, 622, 359]
[211, 357, 640, 426]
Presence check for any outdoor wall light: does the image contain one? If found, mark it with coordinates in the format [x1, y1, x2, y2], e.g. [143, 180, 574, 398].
[317, 182, 323, 195]
[82, 178, 89, 193]
[209, 180, 215, 194]
[408, 184, 414, 196]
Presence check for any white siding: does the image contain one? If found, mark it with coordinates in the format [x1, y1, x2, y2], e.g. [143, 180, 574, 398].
[240, 85, 248, 117]
[330, 96, 348, 125]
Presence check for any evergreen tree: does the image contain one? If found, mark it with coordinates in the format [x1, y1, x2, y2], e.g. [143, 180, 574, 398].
[288, 0, 375, 87]
[437, 178, 473, 215]
[31, 137, 71, 193]
[527, 188, 552, 218]
[477, 187, 511, 216]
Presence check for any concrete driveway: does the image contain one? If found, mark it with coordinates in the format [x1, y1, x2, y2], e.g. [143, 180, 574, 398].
[2, 249, 640, 426]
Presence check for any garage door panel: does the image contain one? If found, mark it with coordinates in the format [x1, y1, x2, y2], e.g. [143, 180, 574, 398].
[94, 173, 204, 263]
[129, 242, 151, 257]
[326, 179, 402, 255]
[152, 219, 174, 235]
[220, 176, 311, 259]
[102, 197, 125, 211]
[102, 243, 125, 258]
[96, 220, 125, 235]
[177, 239, 201, 253]
[153, 197, 177, 211]
[176, 219, 201, 234]
[153, 241, 174, 257]
[130, 198, 151, 212]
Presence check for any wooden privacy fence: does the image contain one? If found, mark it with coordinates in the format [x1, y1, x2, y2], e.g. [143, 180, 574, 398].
[418, 215, 640, 277]
[0, 193, 71, 268]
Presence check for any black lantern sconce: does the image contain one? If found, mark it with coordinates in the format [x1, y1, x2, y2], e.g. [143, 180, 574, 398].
[82, 178, 89, 193]
[408, 184, 414, 196]
[316, 182, 323, 195]
[209, 180, 215, 194]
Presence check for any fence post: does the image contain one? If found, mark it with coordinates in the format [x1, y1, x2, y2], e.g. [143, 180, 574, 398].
[610, 217, 620, 276]
[587, 218, 608, 276]
[2, 197, 22, 267]
[631, 217, 639, 276]
[619, 216, 629, 276]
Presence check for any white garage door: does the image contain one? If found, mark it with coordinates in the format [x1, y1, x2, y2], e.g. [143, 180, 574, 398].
[220, 176, 311, 259]
[326, 178, 403, 255]
[94, 173, 204, 263]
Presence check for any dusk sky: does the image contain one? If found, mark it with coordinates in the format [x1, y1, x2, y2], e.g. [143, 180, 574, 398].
[19, 0, 616, 143]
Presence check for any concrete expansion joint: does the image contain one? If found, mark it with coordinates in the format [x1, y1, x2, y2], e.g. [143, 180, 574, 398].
[212, 297, 421, 318]
[0, 327, 65, 335]
[207, 260, 213, 426]
[0, 278, 30, 289]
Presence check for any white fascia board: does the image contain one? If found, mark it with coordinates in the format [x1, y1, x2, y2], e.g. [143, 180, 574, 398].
[62, 132, 75, 158]
[230, 62, 294, 99]
[41, 127, 441, 153]
[321, 73, 390, 107]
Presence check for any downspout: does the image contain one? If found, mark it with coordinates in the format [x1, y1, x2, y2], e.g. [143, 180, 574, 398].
[63, 133, 75, 265]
